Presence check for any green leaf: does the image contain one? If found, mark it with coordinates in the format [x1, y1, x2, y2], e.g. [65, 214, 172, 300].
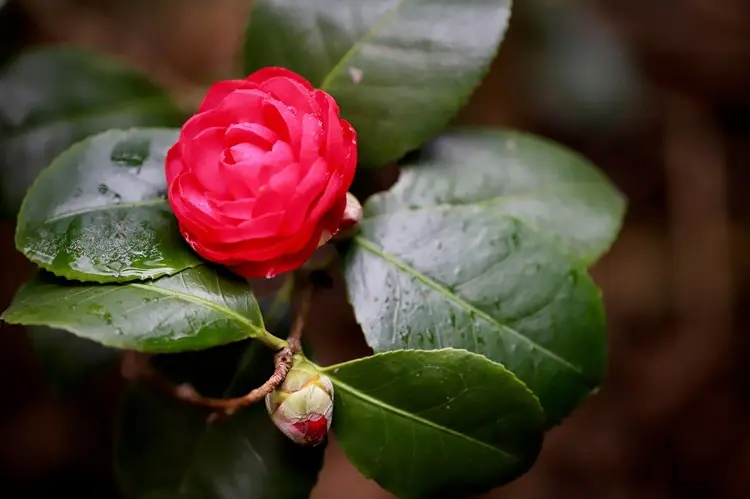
[117, 341, 324, 499]
[2, 266, 269, 353]
[243, 0, 512, 167]
[343, 128, 625, 424]
[375, 128, 625, 263]
[15, 128, 201, 283]
[117, 383, 325, 499]
[0, 47, 185, 216]
[322, 349, 544, 498]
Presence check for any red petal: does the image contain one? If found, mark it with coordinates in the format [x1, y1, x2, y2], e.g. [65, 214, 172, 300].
[165, 141, 184, 187]
[277, 158, 329, 235]
[261, 98, 302, 153]
[298, 113, 323, 169]
[199, 79, 257, 112]
[214, 89, 268, 126]
[181, 128, 229, 197]
[259, 76, 319, 115]
[245, 67, 315, 92]
[230, 225, 323, 278]
[225, 123, 277, 150]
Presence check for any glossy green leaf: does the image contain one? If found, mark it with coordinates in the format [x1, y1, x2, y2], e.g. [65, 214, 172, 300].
[117, 341, 324, 499]
[15, 128, 201, 283]
[243, 0, 512, 167]
[322, 349, 544, 498]
[2, 266, 268, 353]
[0, 47, 185, 216]
[343, 128, 625, 424]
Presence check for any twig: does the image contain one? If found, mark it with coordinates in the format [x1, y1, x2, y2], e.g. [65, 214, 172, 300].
[123, 277, 316, 420]
[287, 281, 313, 353]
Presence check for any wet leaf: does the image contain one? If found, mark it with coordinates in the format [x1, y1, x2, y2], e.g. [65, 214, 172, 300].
[2, 266, 267, 353]
[15, 128, 201, 283]
[343, 128, 625, 424]
[324, 349, 545, 498]
[0, 47, 184, 216]
[244, 0, 512, 167]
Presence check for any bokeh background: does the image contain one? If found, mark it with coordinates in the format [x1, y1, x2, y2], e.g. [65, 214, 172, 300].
[2, 0, 750, 498]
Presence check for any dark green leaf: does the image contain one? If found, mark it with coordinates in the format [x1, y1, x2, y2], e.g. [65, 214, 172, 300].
[322, 349, 545, 498]
[2, 266, 269, 353]
[380, 128, 625, 263]
[26, 325, 121, 392]
[343, 128, 625, 424]
[15, 128, 201, 283]
[117, 382, 325, 499]
[243, 0, 512, 167]
[0, 47, 185, 216]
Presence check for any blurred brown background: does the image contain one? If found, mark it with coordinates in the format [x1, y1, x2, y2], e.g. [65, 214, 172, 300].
[2, 0, 750, 498]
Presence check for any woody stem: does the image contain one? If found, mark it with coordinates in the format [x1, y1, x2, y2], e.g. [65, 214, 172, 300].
[123, 276, 315, 419]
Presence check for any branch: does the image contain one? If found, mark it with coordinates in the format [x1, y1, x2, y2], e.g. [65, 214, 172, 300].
[122, 277, 316, 420]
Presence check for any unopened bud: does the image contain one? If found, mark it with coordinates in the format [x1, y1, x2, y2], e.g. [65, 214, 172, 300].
[318, 192, 363, 247]
[339, 192, 363, 231]
[265, 355, 334, 446]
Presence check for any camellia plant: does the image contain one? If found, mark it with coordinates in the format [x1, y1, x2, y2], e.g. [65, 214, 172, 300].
[0, 1, 625, 498]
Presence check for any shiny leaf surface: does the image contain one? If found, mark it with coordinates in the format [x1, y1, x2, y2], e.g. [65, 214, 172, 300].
[2, 266, 267, 353]
[15, 128, 201, 283]
[244, 0, 512, 166]
[323, 349, 544, 498]
[344, 128, 625, 423]
[0, 47, 184, 215]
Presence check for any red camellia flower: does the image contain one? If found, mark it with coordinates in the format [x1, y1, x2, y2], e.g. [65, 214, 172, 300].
[166, 67, 358, 278]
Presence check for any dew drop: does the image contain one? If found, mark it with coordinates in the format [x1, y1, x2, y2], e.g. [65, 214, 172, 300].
[111, 137, 150, 168]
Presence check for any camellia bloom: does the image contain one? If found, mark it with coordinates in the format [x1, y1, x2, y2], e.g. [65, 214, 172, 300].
[265, 355, 334, 446]
[166, 67, 358, 278]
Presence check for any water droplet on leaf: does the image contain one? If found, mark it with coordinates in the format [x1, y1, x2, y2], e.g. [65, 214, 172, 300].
[111, 137, 150, 168]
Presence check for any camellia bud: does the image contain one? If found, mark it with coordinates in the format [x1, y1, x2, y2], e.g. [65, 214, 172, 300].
[265, 355, 334, 446]
[318, 192, 363, 247]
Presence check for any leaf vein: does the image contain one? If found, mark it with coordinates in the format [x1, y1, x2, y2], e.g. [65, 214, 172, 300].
[129, 282, 265, 337]
[330, 376, 519, 462]
[354, 236, 584, 377]
[318, 0, 409, 90]
[42, 198, 169, 224]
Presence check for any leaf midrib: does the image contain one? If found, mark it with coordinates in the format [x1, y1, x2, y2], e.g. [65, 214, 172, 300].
[318, 0, 410, 90]
[354, 236, 585, 378]
[38, 198, 169, 224]
[326, 374, 519, 463]
[130, 280, 266, 338]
